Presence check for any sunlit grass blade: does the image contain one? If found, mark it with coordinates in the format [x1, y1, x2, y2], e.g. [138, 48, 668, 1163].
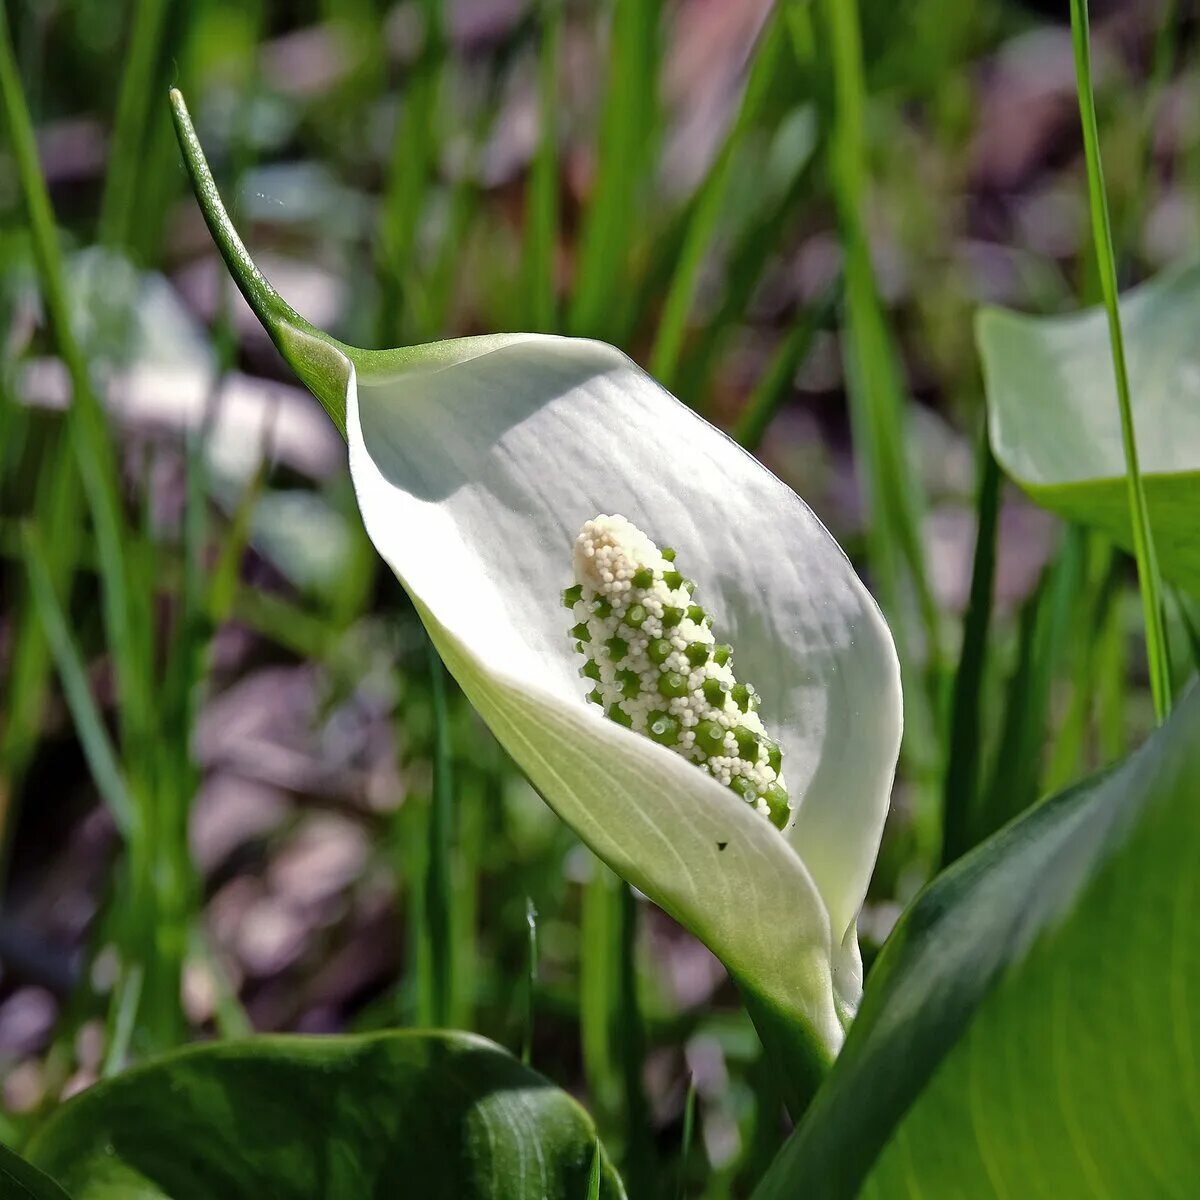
[649, 11, 784, 389]
[98, 0, 171, 249]
[568, 0, 661, 339]
[0, 6, 148, 752]
[733, 280, 840, 453]
[1069, 0, 1171, 723]
[939, 429, 1000, 868]
[808, 0, 942, 848]
[20, 527, 133, 834]
[526, 0, 562, 332]
[376, 0, 445, 345]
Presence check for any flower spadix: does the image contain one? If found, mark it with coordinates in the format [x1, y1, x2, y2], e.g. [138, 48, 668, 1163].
[169, 90, 902, 1082]
[568, 515, 790, 829]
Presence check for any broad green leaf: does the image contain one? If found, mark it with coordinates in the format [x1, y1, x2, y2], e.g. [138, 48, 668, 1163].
[979, 262, 1200, 593]
[168, 88, 904, 1102]
[25, 1031, 623, 1200]
[0, 1143, 71, 1200]
[754, 683, 1200, 1199]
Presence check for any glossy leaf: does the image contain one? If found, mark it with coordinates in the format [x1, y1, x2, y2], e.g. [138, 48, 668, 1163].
[755, 683, 1200, 1198]
[26, 1031, 623, 1200]
[979, 262, 1200, 594]
[0, 1143, 71, 1200]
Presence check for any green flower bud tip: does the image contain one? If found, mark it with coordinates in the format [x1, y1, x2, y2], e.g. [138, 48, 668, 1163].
[605, 636, 628, 662]
[568, 514, 790, 827]
[624, 603, 647, 629]
[647, 638, 673, 665]
[616, 669, 641, 699]
[647, 711, 681, 746]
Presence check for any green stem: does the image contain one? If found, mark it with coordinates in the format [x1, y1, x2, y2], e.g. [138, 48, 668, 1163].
[1068, 0, 1172, 723]
[167, 89, 351, 436]
[939, 427, 1000, 868]
[424, 640, 455, 1027]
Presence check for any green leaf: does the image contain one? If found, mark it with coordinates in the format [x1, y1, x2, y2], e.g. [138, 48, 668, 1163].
[0, 1143, 71, 1200]
[979, 262, 1200, 595]
[755, 683, 1200, 1198]
[26, 1031, 624, 1200]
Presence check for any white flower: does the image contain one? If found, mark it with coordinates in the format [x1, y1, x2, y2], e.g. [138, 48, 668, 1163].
[170, 90, 904, 1072]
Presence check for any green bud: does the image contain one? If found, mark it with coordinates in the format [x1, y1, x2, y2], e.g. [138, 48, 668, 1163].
[662, 547, 676, 562]
[571, 622, 591, 643]
[713, 644, 732, 667]
[763, 783, 790, 829]
[731, 683, 759, 712]
[733, 727, 760, 761]
[607, 703, 633, 728]
[632, 567, 654, 589]
[647, 711, 681, 746]
[587, 688, 603, 705]
[695, 720, 726, 756]
[687, 604, 706, 625]
[624, 603, 647, 629]
[663, 569, 684, 591]
[765, 740, 782, 773]
[729, 777, 757, 804]
[562, 584, 584, 608]
[662, 606, 684, 629]
[658, 671, 689, 699]
[702, 677, 728, 707]
[647, 638, 673, 665]
[617, 669, 641, 699]
[580, 660, 602, 682]
[685, 643, 709, 668]
[591, 597, 613, 618]
[605, 636, 629, 662]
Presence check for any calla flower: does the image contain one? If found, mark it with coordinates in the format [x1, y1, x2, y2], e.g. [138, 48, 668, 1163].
[170, 92, 902, 1093]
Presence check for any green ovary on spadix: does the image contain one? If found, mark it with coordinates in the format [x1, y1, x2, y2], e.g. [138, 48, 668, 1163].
[566, 514, 789, 829]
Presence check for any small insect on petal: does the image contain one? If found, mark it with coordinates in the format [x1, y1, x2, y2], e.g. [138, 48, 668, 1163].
[568, 514, 790, 829]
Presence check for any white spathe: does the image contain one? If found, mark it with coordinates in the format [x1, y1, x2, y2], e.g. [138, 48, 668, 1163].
[346, 333, 902, 1053]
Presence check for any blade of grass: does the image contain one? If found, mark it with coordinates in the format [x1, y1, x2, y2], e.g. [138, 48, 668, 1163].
[0, 6, 149, 753]
[522, 896, 538, 1065]
[376, 0, 445, 346]
[678, 1075, 698, 1200]
[568, 0, 661, 340]
[424, 639, 454, 1027]
[1069, 0, 1171, 723]
[98, 0, 171, 250]
[649, 10, 784, 389]
[938, 427, 1001, 868]
[976, 528, 1086, 843]
[732, 279, 840, 453]
[526, 0, 562, 333]
[20, 527, 133, 834]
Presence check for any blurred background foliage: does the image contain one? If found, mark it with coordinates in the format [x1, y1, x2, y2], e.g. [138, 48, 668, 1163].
[0, 0, 1192, 1194]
